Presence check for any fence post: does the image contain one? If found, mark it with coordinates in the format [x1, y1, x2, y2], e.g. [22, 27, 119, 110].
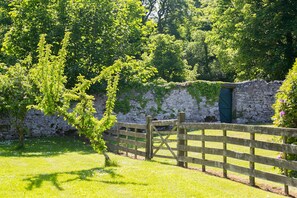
[177, 112, 187, 167]
[249, 132, 255, 186]
[201, 129, 206, 172]
[283, 136, 289, 195]
[223, 129, 227, 178]
[145, 116, 152, 160]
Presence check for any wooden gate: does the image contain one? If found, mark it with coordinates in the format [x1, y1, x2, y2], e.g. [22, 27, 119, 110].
[150, 119, 178, 160]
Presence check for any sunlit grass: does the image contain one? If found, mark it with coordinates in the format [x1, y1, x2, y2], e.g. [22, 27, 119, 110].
[0, 136, 284, 197]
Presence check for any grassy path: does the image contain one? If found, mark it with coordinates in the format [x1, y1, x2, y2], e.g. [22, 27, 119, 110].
[0, 137, 284, 197]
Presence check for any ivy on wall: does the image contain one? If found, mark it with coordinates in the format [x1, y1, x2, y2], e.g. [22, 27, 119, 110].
[186, 81, 222, 106]
[114, 81, 222, 115]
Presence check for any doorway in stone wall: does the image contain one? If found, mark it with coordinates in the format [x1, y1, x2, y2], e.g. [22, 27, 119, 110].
[219, 88, 233, 123]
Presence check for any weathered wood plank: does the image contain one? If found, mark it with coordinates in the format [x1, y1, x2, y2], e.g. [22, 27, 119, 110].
[178, 134, 224, 142]
[223, 130, 227, 178]
[105, 136, 146, 147]
[179, 156, 297, 187]
[153, 146, 178, 151]
[152, 119, 177, 126]
[181, 123, 297, 137]
[226, 137, 297, 154]
[178, 145, 297, 171]
[253, 169, 297, 187]
[226, 150, 297, 171]
[116, 145, 146, 157]
[153, 139, 177, 143]
[154, 154, 176, 159]
[177, 145, 224, 156]
[153, 131, 177, 135]
[116, 122, 147, 130]
[117, 130, 146, 138]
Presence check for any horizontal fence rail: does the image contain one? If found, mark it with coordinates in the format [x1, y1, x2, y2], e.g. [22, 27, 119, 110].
[178, 121, 297, 195]
[104, 122, 147, 159]
[104, 113, 297, 196]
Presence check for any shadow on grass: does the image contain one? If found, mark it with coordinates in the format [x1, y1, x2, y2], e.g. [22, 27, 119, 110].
[0, 136, 95, 157]
[24, 167, 123, 191]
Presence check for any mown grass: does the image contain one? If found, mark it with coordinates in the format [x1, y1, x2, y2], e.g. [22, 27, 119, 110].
[0, 136, 285, 197]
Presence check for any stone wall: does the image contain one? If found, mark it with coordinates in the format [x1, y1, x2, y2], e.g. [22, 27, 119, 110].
[0, 80, 282, 140]
[233, 80, 282, 123]
[116, 86, 220, 123]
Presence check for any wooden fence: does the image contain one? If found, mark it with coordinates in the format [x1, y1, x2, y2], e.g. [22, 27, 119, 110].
[104, 113, 297, 195]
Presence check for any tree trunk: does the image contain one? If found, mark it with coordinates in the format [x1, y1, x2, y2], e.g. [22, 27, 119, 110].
[103, 151, 112, 167]
[17, 126, 25, 148]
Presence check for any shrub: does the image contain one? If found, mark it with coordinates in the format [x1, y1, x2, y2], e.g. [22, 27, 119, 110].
[0, 58, 34, 148]
[273, 58, 297, 177]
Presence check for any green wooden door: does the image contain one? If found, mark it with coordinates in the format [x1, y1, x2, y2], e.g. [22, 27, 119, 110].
[219, 88, 233, 123]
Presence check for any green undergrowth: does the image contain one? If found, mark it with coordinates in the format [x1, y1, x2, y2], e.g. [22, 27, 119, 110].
[0, 136, 283, 197]
[114, 80, 222, 115]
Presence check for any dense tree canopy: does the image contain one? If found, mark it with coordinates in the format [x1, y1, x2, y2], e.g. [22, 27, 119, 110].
[1, 0, 297, 84]
[207, 0, 297, 81]
[1, 0, 151, 87]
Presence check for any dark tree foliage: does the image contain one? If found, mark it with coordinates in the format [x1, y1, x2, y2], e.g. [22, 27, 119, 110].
[208, 0, 297, 81]
[0, 0, 12, 62]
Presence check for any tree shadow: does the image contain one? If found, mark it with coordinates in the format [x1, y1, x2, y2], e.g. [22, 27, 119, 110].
[23, 167, 122, 191]
[0, 136, 95, 157]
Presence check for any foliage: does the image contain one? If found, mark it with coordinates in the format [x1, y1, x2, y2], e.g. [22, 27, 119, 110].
[0, 0, 11, 62]
[144, 34, 196, 82]
[1, 0, 152, 88]
[273, 59, 297, 177]
[114, 80, 222, 115]
[30, 32, 116, 160]
[0, 58, 34, 147]
[187, 80, 222, 105]
[30, 33, 154, 163]
[207, 0, 297, 81]
[273, 59, 297, 128]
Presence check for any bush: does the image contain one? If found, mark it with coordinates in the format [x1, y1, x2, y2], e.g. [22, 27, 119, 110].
[273, 58, 297, 177]
[0, 59, 34, 147]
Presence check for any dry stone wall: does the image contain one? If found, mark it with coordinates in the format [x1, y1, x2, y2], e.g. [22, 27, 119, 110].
[0, 80, 282, 140]
[233, 80, 282, 123]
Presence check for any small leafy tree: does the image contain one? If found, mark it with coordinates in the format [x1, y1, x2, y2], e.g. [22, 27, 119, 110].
[273, 58, 297, 177]
[30, 32, 147, 165]
[0, 58, 34, 148]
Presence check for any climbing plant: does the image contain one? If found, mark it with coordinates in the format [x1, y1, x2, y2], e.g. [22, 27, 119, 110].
[114, 80, 222, 116]
[187, 81, 222, 106]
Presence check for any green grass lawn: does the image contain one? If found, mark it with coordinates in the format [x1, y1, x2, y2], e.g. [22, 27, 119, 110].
[0, 136, 286, 198]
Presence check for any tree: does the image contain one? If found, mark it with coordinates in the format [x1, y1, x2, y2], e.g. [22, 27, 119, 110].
[0, 58, 34, 148]
[30, 33, 153, 165]
[144, 34, 196, 82]
[273, 58, 297, 177]
[0, 0, 12, 62]
[207, 0, 297, 81]
[1, 0, 151, 88]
